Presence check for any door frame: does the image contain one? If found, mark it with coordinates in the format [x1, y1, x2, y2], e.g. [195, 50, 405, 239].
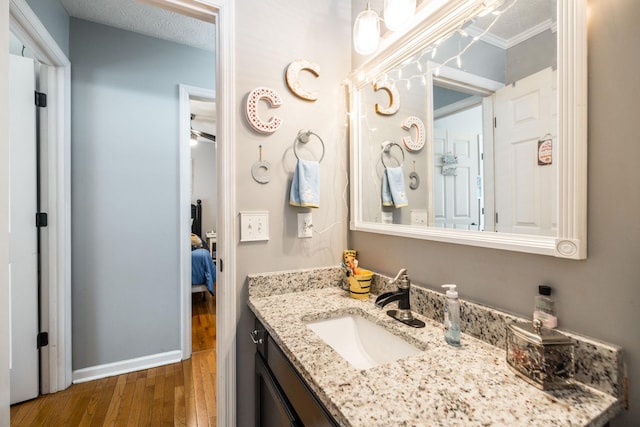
[179, 84, 216, 359]
[178, 2, 237, 427]
[9, 0, 72, 394]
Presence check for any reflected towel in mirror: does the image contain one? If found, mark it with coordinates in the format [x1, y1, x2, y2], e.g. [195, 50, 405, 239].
[289, 159, 320, 208]
[382, 166, 408, 208]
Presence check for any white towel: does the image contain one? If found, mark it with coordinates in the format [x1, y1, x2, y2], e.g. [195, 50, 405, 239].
[289, 159, 320, 208]
[382, 167, 408, 208]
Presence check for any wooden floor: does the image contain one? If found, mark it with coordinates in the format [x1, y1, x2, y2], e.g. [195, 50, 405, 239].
[10, 291, 217, 427]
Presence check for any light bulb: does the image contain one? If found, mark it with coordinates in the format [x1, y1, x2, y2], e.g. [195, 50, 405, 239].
[353, 5, 380, 55]
[384, 0, 416, 31]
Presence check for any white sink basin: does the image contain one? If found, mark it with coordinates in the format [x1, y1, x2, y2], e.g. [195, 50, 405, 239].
[306, 314, 421, 370]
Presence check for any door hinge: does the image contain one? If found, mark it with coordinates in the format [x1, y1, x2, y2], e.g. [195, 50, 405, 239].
[35, 91, 47, 108]
[36, 212, 48, 227]
[495, 212, 499, 224]
[494, 117, 497, 128]
[37, 332, 49, 348]
[219, 258, 223, 272]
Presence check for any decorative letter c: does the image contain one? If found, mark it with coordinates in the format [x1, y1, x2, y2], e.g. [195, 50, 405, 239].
[245, 87, 283, 134]
[286, 60, 320, 102]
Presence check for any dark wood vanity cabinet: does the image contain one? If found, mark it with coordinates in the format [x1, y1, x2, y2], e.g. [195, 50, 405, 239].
[253, 318, 339, 427]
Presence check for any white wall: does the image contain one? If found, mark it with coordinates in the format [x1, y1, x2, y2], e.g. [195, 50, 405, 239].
[0, 4, 11, 425]
[191, 141, 217, 234]
[233, 1, 351, 424]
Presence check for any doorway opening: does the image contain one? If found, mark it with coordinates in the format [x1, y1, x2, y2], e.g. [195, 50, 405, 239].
[187, 92, 217, 354]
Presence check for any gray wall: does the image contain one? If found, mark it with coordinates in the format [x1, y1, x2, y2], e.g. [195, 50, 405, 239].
[505, 29, 556, 85]
[233, 1, 351, 425]
[69, 18, 214, 369]
[351, 0, 640, 425]
[25, 0, 70, 57]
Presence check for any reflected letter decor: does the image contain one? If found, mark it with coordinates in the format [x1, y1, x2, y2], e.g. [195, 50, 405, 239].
[401, 116, 425, 151]
[373, 81, 400, 115]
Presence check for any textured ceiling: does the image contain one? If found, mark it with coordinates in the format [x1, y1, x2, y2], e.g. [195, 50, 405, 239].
[61, 0, 215, 52]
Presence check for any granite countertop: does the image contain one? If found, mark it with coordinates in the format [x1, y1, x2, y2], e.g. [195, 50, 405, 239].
[248, 286, 622, 427]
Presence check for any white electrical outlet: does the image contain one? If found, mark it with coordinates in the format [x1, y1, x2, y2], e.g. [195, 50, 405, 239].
[381, 211, 393, 224]
[410, 209, 428, 225]
[240, 211, 269, 242]
[297, 213, 313, 238]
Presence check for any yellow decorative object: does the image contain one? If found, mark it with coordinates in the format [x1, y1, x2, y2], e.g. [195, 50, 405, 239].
[349, 269, 373, 300]
[343, 249, 357, 264]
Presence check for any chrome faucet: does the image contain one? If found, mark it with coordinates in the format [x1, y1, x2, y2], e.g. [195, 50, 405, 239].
[375, 269, 425, 328]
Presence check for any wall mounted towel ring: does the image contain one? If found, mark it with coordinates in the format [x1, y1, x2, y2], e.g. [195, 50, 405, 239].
[381, 141, 405, 168]
[293, 130, 325, 163]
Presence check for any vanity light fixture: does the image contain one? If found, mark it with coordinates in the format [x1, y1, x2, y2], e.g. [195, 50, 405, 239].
[353, 3, 380, 55]
[354, 0, 417, 55]
[384, 0, 416, 31]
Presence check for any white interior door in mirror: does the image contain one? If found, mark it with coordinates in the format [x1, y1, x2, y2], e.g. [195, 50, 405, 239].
[494, 67, 557, 236]
[433, 125, 481, 231]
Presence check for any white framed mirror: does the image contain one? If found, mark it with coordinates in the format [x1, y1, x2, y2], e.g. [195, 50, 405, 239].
[349, 0, 587, 259]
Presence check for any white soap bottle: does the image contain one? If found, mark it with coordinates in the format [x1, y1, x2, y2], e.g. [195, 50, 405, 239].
[442, 284, 461, 346]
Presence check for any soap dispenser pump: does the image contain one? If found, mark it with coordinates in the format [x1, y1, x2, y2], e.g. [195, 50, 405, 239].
[442, 284, 461, 347]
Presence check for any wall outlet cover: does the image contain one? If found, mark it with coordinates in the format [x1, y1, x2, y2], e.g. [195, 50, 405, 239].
[410, 209, 428, 225]
[297, 212, 313, 238]
[240, 211, 269, 242]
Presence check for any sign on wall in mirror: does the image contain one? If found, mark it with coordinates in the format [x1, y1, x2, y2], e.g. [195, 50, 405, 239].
[348, 0, 587, 259]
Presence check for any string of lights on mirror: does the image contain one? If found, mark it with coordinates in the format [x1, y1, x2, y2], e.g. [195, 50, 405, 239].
[357, 0, 522, 88]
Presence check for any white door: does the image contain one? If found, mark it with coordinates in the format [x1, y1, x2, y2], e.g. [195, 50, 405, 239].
[494, 67, 557, 235]
[9, 54, 39, 404]
[433, 127, 481, 230]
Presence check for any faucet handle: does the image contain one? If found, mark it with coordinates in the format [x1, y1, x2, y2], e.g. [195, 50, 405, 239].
[391, 268, 408, 285]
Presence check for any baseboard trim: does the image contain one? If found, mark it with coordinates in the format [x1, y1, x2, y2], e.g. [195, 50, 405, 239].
[72, 350, 182, 384]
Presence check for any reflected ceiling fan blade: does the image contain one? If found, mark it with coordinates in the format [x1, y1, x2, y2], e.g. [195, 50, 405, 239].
[191, 128, 216, 142]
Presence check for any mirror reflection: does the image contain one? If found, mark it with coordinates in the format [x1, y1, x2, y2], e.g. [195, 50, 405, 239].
[357, 0, 557, 237]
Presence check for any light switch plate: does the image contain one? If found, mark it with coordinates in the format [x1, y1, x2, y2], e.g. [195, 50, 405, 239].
[297, 212, 313, 238]
[240, 211, 269, 242]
